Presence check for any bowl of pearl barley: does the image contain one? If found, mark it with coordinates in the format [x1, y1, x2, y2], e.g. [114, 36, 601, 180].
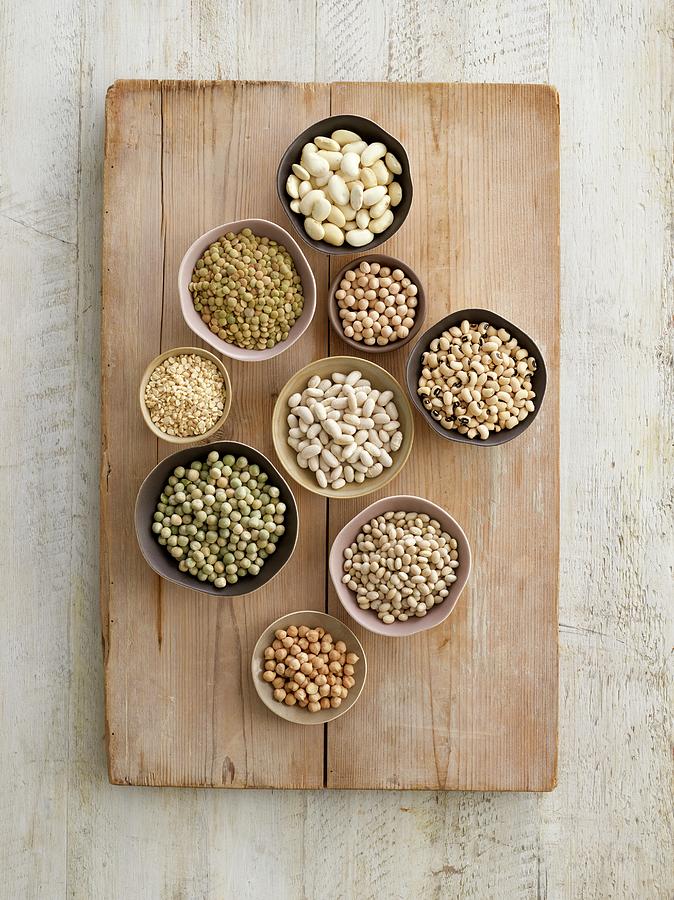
[329, 495, 471, 636]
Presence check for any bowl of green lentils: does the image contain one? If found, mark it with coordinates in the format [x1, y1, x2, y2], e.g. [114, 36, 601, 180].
[135, 441, 299, 597]
[178, 219, 317, 362]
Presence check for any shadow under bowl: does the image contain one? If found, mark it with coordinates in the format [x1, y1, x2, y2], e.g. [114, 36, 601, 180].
[178, 218, 317, 362]
[276, 114, 413, 256]
[135, 440, 298, 597]
[406, 308, 548, 446]
[329, 495, 472, 637]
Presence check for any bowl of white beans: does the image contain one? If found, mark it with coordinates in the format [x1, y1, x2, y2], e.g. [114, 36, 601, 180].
[406, 309, 547, 445]
[276, 114, 413, 255]
[271, 356, 414, 499]
[329, 495, 472, 637]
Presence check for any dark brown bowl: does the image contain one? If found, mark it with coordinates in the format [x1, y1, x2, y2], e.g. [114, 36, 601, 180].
[134, 441, 299, 597]
[406, 308, 548, 446]
[327, 254, 426, 354]
[276, 114, 413, 256]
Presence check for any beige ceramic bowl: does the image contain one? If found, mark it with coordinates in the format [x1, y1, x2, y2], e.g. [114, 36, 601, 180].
[271, 355, 414, 499]
[329, 495, 472, 637]
[139, 346, 233, 444]
[178, 218, 317, 362]
[251, 610, 367, 725]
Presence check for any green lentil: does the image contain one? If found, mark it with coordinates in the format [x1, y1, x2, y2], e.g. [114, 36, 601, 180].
[188, 229, 304, 351]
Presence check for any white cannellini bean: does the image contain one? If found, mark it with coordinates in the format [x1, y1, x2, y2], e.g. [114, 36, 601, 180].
[368, 194, 391, 220]
[362, 185, 387, 207]
[322, 223, 344, 246]
[315, 135, 341, 151]
[302, 152, 330, 177]
[292, 163, 310, 180]
[304, 218, 325, 241]
[327, 205, 346, 228]
[340, 152, 361, 178]
[355, 209, 370, 230]
[341, 139, 367, 154]
[345, 228, 374, 247]
[368, 209, 394, 233]
[312, 196, 332, 222]
[360, 141, 387, 167]
[389, 181, 402, 206]
[318, 149, 343, 169]
[286, 174, 300, 198]
[385, 152, 402, 174]
[359, 167, 378, 188]
[331, 129, 361, 146]
[350, 183, 364, 210]
[299, 189, 325, 216]
[327, 174, 350, 206]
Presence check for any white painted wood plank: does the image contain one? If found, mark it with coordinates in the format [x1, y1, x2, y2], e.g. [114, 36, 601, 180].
[0, 0, 671, 897]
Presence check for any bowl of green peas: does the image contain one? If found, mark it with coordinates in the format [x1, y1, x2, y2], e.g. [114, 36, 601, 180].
[135, 441, 299, 597]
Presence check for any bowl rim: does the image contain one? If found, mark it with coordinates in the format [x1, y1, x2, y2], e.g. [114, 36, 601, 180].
[177, 218, 317, 362]
[327, 253, 427, 354]
[134, 439, 299, 597]
[251, 609, 368, 725]
[271, 354, 415, 500]
[276, 113, 414, 256]
[406, 307, 548, 446]
[329, 494, 472, 637]
[138, 345, 233, 444]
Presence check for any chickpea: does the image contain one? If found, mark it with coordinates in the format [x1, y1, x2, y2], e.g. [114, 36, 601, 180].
[320, 698, 331, 709]
[346, 653, 359, 665]
[287, 625, 298, 637]
[298, 625, 309, 637]
[263, 647, 275, 660]
[300, 662, 313, 675]
[293, 671, 306, 686]
[274, 629, 287, 640]
[284, 693, 297, 706]
[328, 649, 341, 661]
[262, 670, 275, 682]
[343, 664, 355, 676]
[335, 641, 346, 653]
[330, 697, 342, 709]
[273, 689, 286, 702]
[264, 660, 275, 672]
[306, 629, 319, 643]
[308, 701, 321, 713]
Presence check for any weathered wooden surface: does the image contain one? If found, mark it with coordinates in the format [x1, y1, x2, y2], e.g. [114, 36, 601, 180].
[103, 79, 559, 791]
[1, 0, 671, 896]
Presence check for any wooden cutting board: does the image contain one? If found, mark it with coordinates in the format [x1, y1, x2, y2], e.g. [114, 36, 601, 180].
[101, 80, 559, 790]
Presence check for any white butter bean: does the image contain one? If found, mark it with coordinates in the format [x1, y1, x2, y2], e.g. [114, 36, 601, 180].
[327, 205, 347, 228]
[315, 135, 341, 151]
[345, 228, 374, 247]
[361, 142, 387, 167]
[299, 189, 325, 216]
[322, 223, 345, 246]
[340, 152, 361, 178]
[292, 163, 310, 180]
[304, 218, 325, 241]
[327, 174, 350, 206]
[302, 153, 330, 177]
[286, 174, 300, 198]
[362, 185, 387, 207]
[350, 183, 364, 210]
[331, 129, 361, 145]
[312, 196, 332, 222]
[368, 209, 394, 233]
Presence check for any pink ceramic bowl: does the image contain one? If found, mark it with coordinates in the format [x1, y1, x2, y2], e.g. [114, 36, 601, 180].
[329, 495, 472, 637]
[178, 218, 317, 362]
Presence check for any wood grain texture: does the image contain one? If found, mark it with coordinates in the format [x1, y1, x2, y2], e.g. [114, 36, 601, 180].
[1, 0, 672, 896]
[103, 80, 330, 787]
[102, 79, 559, 791]
[326, 81, 559, 791]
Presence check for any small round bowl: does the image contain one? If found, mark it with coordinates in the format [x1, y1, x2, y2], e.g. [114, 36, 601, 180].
[135, 440, 298, 597]
[327, 254, 426, 354]
[272, 355, 414, 500]
[178, 218, 317, 362]
[329, 495, 471, 637]
[139, 346, 233, 444]
[251, 610, 367, 724]
[406, 308, 548, 446]
[276, 114, 413, 256]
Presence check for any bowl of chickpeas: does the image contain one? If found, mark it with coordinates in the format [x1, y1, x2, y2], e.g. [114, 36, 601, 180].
[252, 611, 367, 724]
[327, 255, 426, 353]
